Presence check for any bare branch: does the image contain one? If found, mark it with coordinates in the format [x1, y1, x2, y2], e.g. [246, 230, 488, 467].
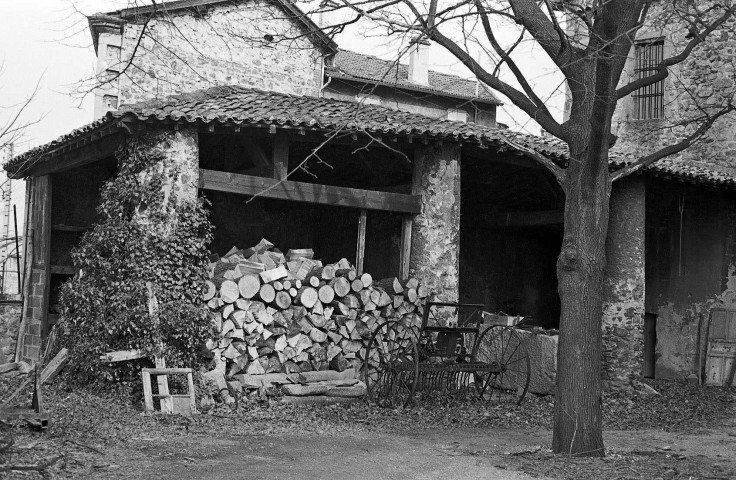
[616, 5, 735, 99]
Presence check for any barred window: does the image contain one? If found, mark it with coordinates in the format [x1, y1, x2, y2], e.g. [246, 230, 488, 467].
[634, 39, 665, 120]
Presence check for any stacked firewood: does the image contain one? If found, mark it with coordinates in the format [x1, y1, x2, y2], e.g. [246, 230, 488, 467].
[202, 239, 429, 385]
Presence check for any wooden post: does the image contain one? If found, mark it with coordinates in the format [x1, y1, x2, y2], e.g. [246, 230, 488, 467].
[38, 176, 52, 340]
[272, 137, 289, 181]
[356, 209, 367, 275]
[400, 215, 412, 279]
[142, 370, 154, 411]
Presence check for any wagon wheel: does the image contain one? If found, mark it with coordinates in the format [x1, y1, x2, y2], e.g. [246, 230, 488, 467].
[471, 325, 531, 405]
[364, 320, 419, 408]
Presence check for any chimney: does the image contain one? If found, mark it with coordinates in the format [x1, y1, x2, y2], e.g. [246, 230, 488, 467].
[408, 38, 430, 85]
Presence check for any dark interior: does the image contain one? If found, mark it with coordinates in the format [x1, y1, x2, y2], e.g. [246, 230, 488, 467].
[459, 149, 564, 329]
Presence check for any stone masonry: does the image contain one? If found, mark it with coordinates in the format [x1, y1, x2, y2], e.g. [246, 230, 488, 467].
[612, 2, 736, 176]
[602, 177, 646, 382]
[409, 144, 461, 303]
[114, 1, 324, 107]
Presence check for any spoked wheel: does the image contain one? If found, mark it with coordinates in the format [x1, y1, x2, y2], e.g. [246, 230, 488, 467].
[364, 320, 419, 408]
[471, 326, 531, 405]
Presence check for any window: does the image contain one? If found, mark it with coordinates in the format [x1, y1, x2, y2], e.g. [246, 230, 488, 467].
[447, 108, 467, 122]
[634, 39, 665, 120]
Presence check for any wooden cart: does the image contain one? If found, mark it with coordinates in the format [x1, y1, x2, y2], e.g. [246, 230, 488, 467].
[364, 302, 531, 408]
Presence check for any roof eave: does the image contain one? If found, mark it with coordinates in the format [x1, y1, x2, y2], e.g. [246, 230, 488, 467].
[87, 14, 125, 54]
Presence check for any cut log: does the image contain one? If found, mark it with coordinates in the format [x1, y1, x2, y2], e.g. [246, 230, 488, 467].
[377, 277, 403, 295]
[222, 303, 234, 320]
[417, 284, 429, 298]
[376, 290, 392, 308]
[275, 335, 288, 352]
[220, 280, 240, 303]
[325, 382, 367, 398]
[310, 328, 328, 343]
[288, 287, 298, 298]
[307, 275, 321, 288]
[294, 279, 302, 289]
[282, 280, 292, 290]
[287, 248, 314, 260]
[297, 368, 356, 382]
[260, 265, 288, 283]
[330, 353, 348, 372]
[203, 280, 217, 301]
[312, 300, 324, 316]
[318, 284, 336, 304]
[274, 291, 292, 309]
[360, 273, 373, 288]
[404, 277, 419, 290]
[273, 281, 284, 291]
[350, 279, 363, 293]
[329, 277, 351, 297]
[258, 284, 276, 303]
[327, 344, 342, 362]
[335, 268, 357, 281]
[309, 313, 327, 329]
[403, 288, 418, 303]
[253, 238, 274, 253]
[279, 395, 359, 405]
[333, 301, 350, 316]
[343, 294, 360, 309]
[393, 295, 404, 309]
[296, 286, 319, 309]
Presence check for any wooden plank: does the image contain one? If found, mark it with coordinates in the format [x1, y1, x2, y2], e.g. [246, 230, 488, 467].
[141, 368, 194, 375]
[199, 169, 421, 214]
[187, 372, 197, 414]
[40, 348, 68, 385]
[99, 349, 147, 362]
[155, 356, 172, 414]
[399, 214, 412, 279]
[13, 132, 123, 179]
[272, 137, 289, 181]
[356, 209, 366, 276]
[142, 371, 154, 412]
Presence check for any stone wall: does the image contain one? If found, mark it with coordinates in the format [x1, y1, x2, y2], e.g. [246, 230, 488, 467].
[602, 176, 646, 382]
[0, 295, 22, 363]
[117, 1, 324, 105]
[409, 144, 461, 302]
[611, 2, 736, 176]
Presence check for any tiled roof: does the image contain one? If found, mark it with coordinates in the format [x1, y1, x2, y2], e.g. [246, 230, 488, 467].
[327, 50, 502, 105]
[5, 86, 736, 188]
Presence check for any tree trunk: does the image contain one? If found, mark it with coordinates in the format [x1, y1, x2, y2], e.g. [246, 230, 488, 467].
[553, 168, 609, 456]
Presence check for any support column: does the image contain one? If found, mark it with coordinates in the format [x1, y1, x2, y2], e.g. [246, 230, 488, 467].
[602, 176, 646, 382]
[131, 128, 199, 237]
[409, 143, 461, 302]
[16, 175, 51, 362]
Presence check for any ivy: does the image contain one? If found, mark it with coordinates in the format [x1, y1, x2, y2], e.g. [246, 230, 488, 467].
[58, 131, 214, 384]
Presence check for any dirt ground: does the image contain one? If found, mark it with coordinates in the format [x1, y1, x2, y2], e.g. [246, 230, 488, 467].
[2, 379, 735, 479]
[69, 424, 736, 479]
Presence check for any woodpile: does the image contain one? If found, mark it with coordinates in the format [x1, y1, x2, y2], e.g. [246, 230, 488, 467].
[202, 239, 430, 397]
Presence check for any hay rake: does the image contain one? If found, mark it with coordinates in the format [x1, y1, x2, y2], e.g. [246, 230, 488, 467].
[364, 302, 531, 408]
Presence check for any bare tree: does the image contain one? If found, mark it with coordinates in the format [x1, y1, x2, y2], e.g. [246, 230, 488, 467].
[310, 0, 736, 456]
[73, 0, 736, 457]
[0, 62, 43, 152]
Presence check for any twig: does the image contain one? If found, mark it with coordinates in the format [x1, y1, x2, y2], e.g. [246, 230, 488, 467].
[67, 439, 105, 455]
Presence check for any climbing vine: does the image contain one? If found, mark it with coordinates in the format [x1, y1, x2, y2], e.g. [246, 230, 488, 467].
[58, 131, 214, 383]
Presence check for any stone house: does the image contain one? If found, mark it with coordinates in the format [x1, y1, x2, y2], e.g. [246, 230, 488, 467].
[4, 0, 735, 388]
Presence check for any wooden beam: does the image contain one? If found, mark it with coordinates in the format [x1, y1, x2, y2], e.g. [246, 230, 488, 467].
[199, 169, 421, 214]
[12, 132, 124, 179]
[356, 209, 367, 275]
[481, 210, 564, 228]
[272, 137, 289, 181]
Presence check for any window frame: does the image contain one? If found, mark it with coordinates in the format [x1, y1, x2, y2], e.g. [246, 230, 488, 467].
[633, 38, 666, 120]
